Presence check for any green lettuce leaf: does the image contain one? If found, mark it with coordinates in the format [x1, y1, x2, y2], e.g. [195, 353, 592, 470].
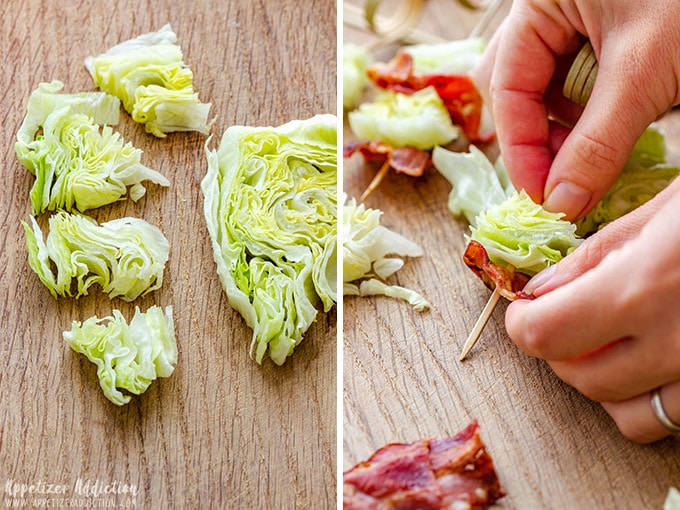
[470, 190, 582, 276]
[15, 81, 169, 215]
[85, 24, 212, 138]
[23, 211, 169, 301]
[348, 87, 458, 150]
[433, 144, 513, 226]
[63, 305, 177, 405]
[202, 114, 337, 365]
[343, 43, 372, 110]
[343, 196, 429, 310]
[403, 37, 485, 74]
[576, 124, 680, 236]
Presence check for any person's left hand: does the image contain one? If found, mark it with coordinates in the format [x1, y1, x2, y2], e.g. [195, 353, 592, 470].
[505, 178, 680, 442]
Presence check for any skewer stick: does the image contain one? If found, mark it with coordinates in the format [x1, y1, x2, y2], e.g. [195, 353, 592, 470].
[360, 159, 391, 202]
[459, 286, 501, 361]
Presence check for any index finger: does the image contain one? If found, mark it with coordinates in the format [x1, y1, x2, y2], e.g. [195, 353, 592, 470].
[490, 5, 582, 202]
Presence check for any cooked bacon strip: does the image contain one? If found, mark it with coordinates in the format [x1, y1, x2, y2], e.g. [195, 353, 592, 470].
[343, 421, 505, 510]
[343, 140, 432, 177]
[463, 240, 535, 301]
[367, 52, 493, 144]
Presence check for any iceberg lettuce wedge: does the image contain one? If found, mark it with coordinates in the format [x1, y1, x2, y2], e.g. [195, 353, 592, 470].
[23, 212, 169, 301]
[15, 80, 169, 215]
[470, 190, 582, 276]
[86, 24, 212, 138]
[348, 87, 458, 150]
[64, 305, 177, 405]
[202, 114, 337, 365]
[343, 196, 429, 311]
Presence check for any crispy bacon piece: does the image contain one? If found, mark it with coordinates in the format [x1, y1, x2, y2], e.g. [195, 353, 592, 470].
[343, 140, 432, 177]
[343, 421, 505, 510]
[463, 240, 535, 301]
[344, 140, 434, 200]
[367, 52, 494, 144]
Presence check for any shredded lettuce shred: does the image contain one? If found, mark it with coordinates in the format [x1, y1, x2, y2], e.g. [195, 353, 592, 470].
[23, 211, 169, 301]
[63, 305, 177, 406]
[348, 87, 458, 150]
[343, 43, 372, 110]
[576, 124, 680, 236]
[471, 190, 582, 276]
[15, 80, 169, 215]
[202, 114, 337, 365]
[403, 37, 485, 75]
[85, 24, 213, 138]
[343, 196, 429, 311]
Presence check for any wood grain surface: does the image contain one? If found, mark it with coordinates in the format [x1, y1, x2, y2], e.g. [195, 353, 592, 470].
[342, 1, 680, 508]
[0, 1, 336, 509]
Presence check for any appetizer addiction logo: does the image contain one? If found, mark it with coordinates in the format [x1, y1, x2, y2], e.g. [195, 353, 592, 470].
[3, 479, 138, 508]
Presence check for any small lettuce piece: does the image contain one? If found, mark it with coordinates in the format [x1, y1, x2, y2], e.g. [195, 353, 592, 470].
[23, 211, 169, 301]
[16, 80, 121, 154]
[433, 145, 513, 226]
[63, 305, 177, 406]
[348, 87, 458, 150]
[665, 487, 680, 510]
[344, 43, 372, 110]
[85, 24, 212, 138]
[470, 190, 582, 276]
[202, 114, 337, 365]
[576, 125, 680, 236]
[403, 37, 485, 75]
[15, 81, 169, 215]
[343, 196, 429, 311]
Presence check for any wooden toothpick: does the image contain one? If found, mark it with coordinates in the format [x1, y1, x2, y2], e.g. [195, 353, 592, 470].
[459, 286, 501, 361]
[360, 159, 391, 202]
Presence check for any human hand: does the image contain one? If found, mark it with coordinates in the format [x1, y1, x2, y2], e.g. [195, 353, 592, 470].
[472, 0, 680, 220]
[504, 178, 680, 442]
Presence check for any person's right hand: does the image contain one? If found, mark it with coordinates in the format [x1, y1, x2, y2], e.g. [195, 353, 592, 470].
[505, 176, 680, 443]
[472, 0, 680, 221]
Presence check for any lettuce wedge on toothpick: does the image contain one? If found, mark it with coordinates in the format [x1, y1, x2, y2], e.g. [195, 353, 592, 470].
[348, 87, 458, 150]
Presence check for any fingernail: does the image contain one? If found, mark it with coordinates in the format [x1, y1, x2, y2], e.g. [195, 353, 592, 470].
[523, 264, 557, 295]
[544, 181, 591, 220]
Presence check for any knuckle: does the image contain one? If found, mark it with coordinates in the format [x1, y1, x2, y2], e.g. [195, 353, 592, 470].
[570, 131, 619, 174]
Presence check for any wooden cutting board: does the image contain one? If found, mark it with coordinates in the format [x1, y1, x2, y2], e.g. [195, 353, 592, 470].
[343, 1, 680, 508]
[0, 1, 336, 508]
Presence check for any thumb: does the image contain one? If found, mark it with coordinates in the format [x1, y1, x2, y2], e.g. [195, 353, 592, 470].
[525, 176, 680, 296]
[543, 63, 654, 221]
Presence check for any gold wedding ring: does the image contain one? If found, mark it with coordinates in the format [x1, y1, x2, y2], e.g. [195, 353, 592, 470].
[563, 41, 599, 106]
[651, 388, 680, 434]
